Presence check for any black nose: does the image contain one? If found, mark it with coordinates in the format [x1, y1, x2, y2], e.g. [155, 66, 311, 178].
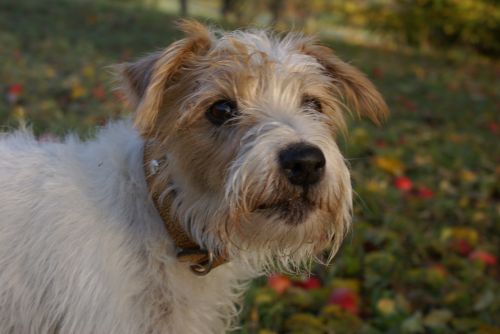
[278, 143, 326, 186]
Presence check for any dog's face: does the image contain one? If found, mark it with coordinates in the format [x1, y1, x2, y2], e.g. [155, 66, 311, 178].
[121, 21, 388, 270]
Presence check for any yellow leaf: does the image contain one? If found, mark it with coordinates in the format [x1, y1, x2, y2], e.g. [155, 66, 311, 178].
[413, 65, 426, 80]
[377, 298, 396, 315]
[374, 156, 405, 175]
[423, 309, 453, 328]
[414, 154, 432, 166]
[45, 66, 56, 78]
[12, 106, 26, 120]
[71, 84, 87, 99]
[461, 170, 477, 183]
[448, 133, 464, 143]
[439, 180, 454, 194]
[330, 278, 360, 293]
[396, 294, 411, 313]
[459, 197, 469, 208]
[366, 180, 382, 193]
[472, 211, 486, 222]
[254, 289, 275, 305]
[440, 227, 478, 245]
[82, 65, 95, 78]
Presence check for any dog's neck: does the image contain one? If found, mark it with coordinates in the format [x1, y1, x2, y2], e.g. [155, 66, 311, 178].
[143, 141, 228, 275]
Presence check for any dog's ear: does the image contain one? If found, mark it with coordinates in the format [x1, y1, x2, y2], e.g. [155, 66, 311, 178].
[119, 20, 212, 137]
[301, 42, 389, 125]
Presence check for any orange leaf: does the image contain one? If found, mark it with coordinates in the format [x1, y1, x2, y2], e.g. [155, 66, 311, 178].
[374, 156, 405, 175]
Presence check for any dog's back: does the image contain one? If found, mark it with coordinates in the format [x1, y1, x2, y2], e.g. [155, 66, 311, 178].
[0, 123, 150, 333]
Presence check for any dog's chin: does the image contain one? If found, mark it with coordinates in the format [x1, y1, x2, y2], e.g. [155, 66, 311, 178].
[255, 198, 315, 225]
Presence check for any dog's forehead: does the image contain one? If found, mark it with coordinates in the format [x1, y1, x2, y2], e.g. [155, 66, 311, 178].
[213, 31, 322, 72]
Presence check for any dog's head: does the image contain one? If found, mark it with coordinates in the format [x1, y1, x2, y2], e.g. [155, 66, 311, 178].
[120, 20, 388, 271]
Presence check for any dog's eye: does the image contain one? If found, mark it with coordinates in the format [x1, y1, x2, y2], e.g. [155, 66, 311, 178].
[303, 96, 322, 113]
[206, 100, 238, 126]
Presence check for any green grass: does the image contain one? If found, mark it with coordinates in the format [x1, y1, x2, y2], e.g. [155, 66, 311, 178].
[1, 0, 498, 333]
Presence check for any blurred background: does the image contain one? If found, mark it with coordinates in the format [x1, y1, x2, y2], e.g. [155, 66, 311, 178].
[0, 0, 498, 333]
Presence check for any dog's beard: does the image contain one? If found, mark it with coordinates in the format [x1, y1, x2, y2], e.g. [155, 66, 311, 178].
[165, 164, 350, 274]
[255, 193, 315, 226]
[222, 179, 351, 273]
[223, 123, 351, 272]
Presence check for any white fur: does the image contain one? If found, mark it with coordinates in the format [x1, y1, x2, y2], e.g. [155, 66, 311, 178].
[0, 27, 362, 333]
[0, 121, 247, 333]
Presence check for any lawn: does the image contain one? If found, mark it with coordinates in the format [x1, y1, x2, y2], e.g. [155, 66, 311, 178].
[1, 0, 498, 333]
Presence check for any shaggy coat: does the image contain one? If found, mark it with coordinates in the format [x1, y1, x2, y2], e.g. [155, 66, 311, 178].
[0, 21, 387, 333]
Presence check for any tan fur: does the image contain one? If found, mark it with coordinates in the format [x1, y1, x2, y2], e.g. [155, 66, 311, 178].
[127, 20, 213, 137]
[300, 42, 389, 125]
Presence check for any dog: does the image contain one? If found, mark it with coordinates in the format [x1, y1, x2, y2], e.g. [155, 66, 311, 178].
[0, 20, 388, 333]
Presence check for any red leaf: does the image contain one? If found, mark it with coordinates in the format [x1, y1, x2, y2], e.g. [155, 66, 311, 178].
[416, 186, 434, 199]
[9, 84, 23, 95]
[394, 176, 413, 192]
[371, 67, 383, 79]
[429, 264, 448, 278]
[469, 250, 497, 266]
[92, 86, 106, 100]
[267, 274, 292, 294]
[295, 277, 321, 290]
[403, 99, 417, 111]
[328, 287, 359, 315]
[6, 84, 23, 104]
[451, 239, 473, 256]
[487, 122, 498, 134]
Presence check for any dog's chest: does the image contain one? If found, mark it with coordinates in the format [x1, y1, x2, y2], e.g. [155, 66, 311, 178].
[138, 260, 243, 334]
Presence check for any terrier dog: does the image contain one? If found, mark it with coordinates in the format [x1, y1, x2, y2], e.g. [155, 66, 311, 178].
[0, 21, 387, 333]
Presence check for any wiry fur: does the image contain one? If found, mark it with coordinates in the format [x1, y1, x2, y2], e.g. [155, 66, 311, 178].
[0, 20, 387, 333]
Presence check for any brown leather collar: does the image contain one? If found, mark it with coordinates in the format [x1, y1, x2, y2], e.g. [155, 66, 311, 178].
[143, 141, 229, 275]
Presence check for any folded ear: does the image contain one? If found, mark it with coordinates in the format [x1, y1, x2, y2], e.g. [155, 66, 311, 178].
[118, 20, 212, 137]
[301, 42, 389, 125]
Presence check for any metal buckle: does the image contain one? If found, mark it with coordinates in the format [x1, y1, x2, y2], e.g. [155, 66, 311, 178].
[176, 248, 214, 276]
[189, 252, 214, 276]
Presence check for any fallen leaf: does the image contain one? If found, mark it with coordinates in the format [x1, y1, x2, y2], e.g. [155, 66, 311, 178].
[372, 67, 383, 78]
[486, 121, 498, 134]
[402, 312, 424, 333]
[328, 287, 359, 315]
[71, 83, 87, 100]
[473, 290, 495, 311]
[394, 176, 413, 191]
[460, 170, 478, 183]
[377, 298, 396, 316]
[441, 227, 479, 245]
[451, 239, 473, 256]
[295, 277, 321, 290]
[416, 186, 434, 199]
[6, 83, 23, 104]
[92, 86, 106, 100]
[267, 274, 292, 295]
[375, 157, 405, 175]
[11, 106, 26, 120]
[423, 309, 453, 329]
[469, 250, 497, 266]
[82, 65, 95, 78]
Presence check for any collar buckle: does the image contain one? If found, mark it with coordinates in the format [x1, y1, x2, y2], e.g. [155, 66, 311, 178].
[176, 248, 214, 276]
